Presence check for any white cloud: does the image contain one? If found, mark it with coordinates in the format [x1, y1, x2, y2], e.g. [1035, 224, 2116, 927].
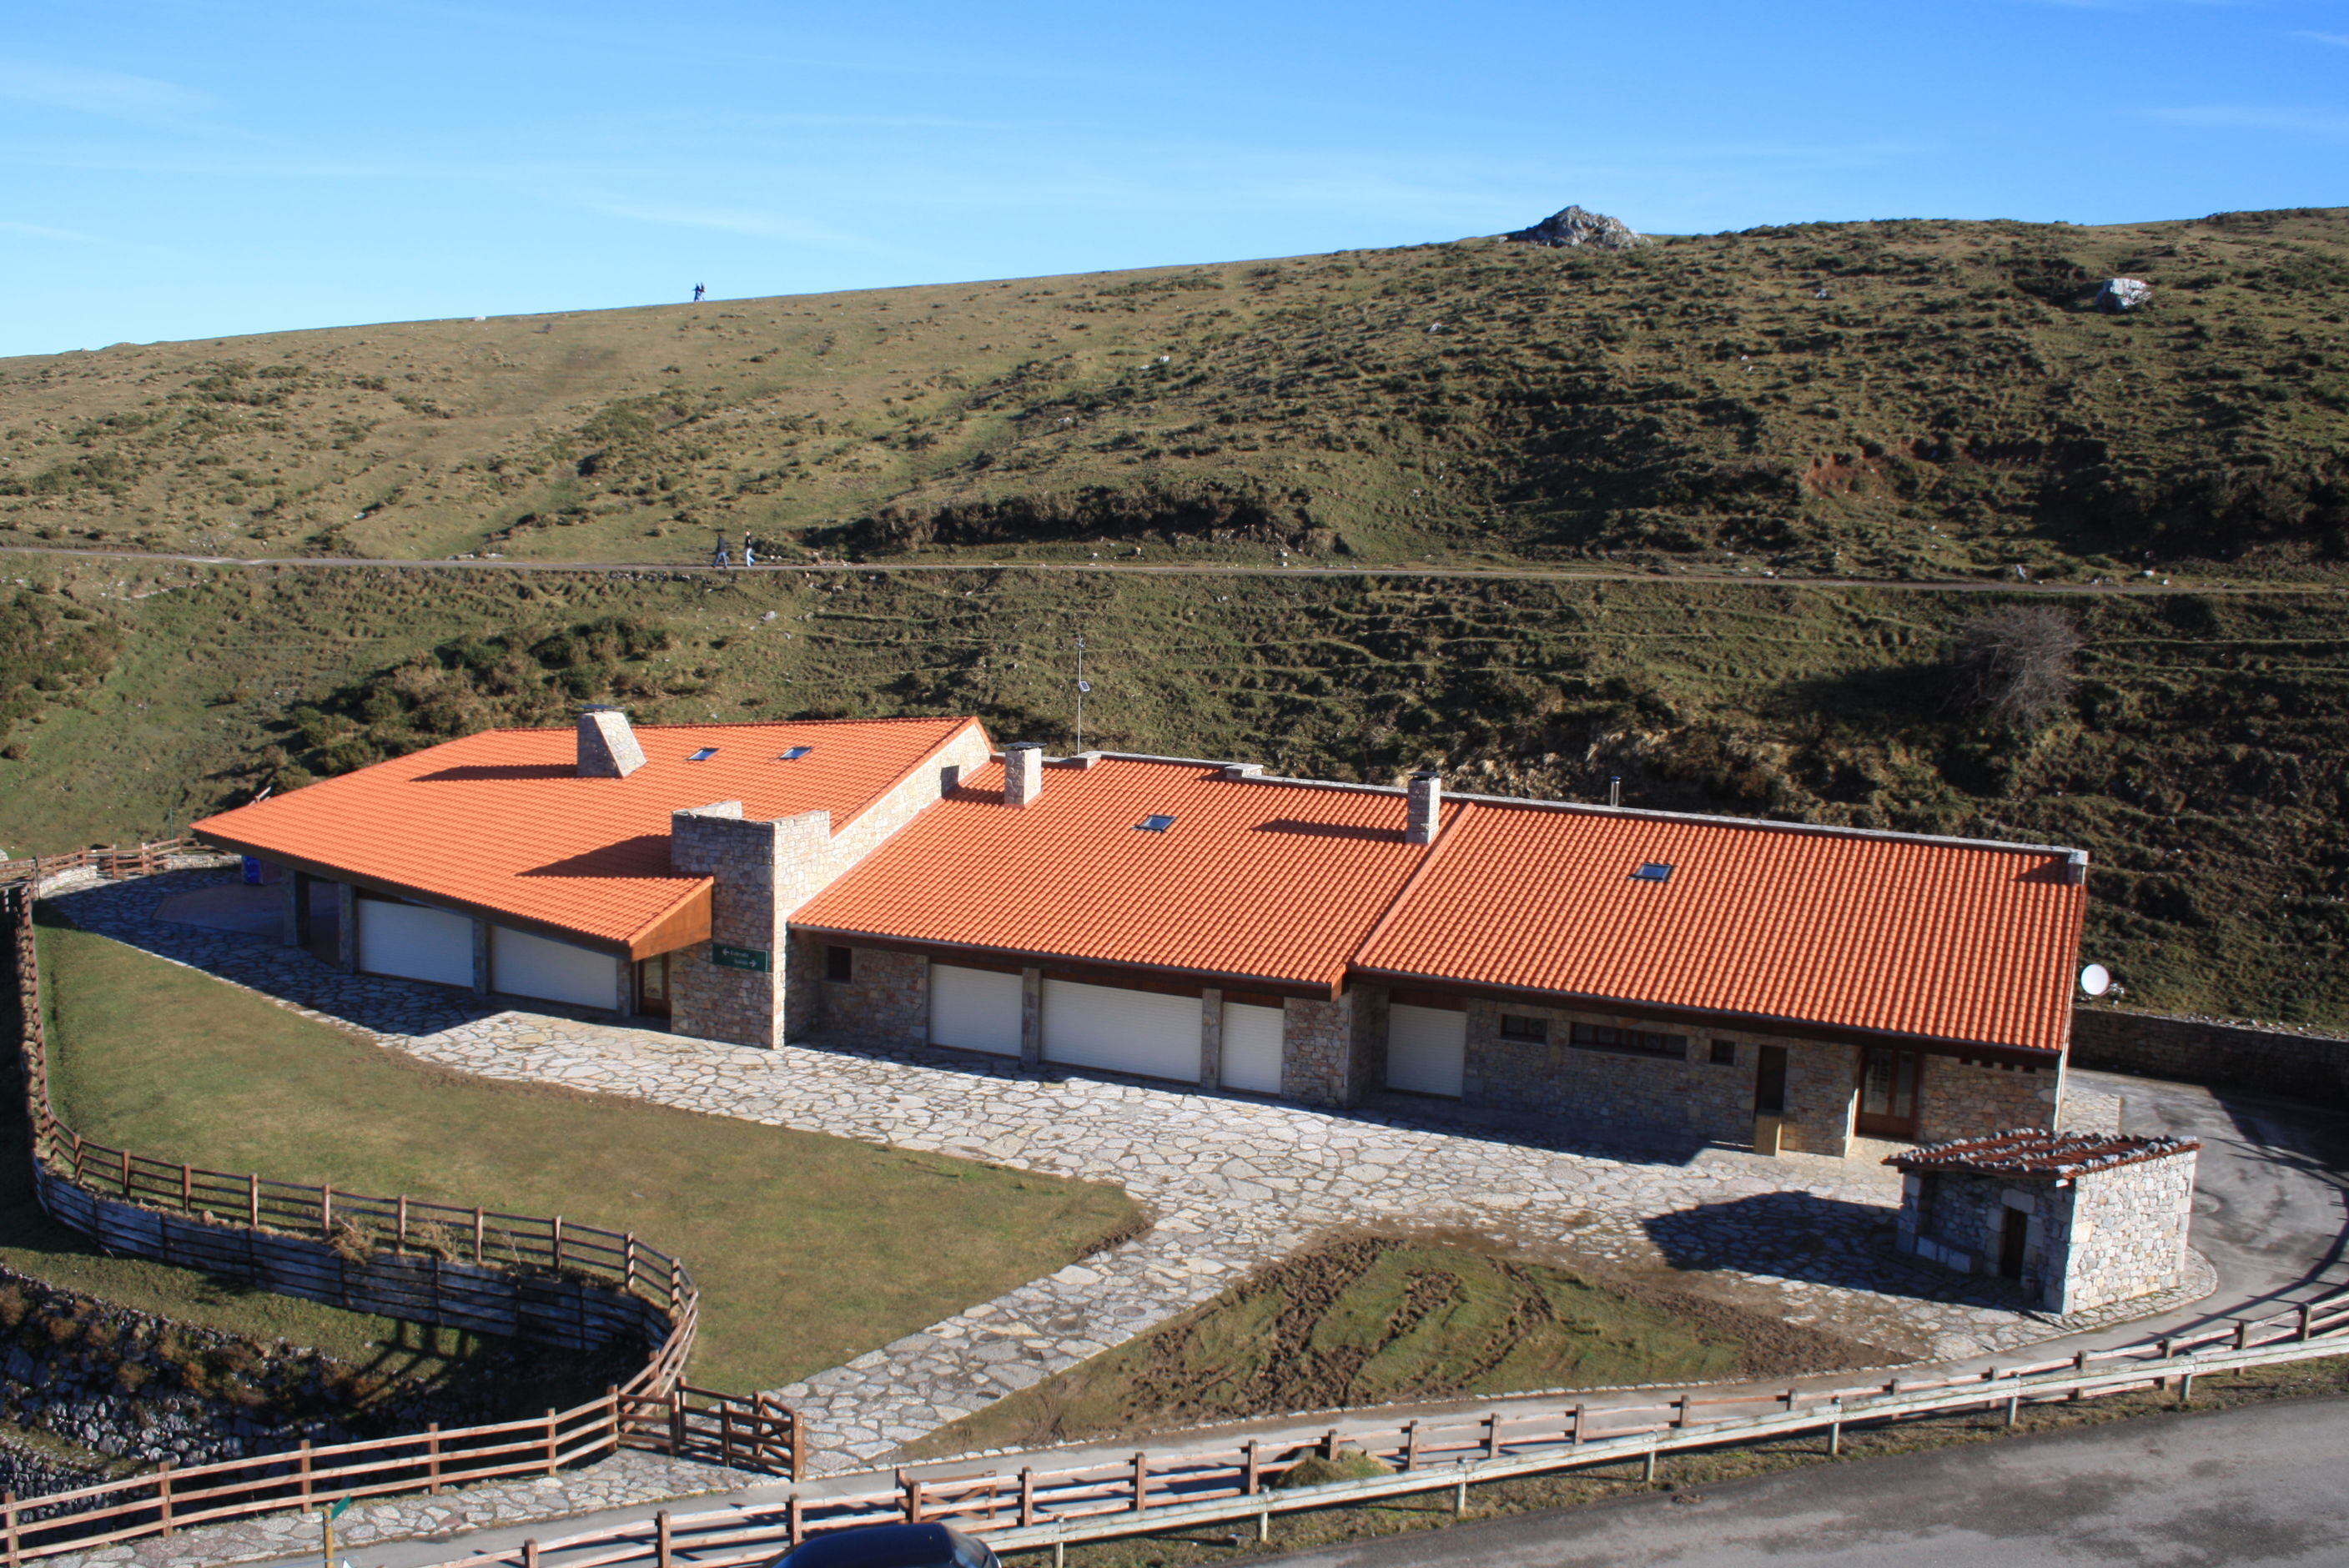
[581, 199, 912, 256]
[0, 59, 212, 120]
[0, 218, 99, 242]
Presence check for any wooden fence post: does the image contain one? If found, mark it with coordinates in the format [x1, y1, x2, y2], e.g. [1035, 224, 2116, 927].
[1572, 1402, 1587, 1447]
[1242, 1440, 1260, 1496]
[624, 1234, 638, 1294]
[473, 1205, 485, 1262]
[523, 1540, 539, 1568]
[428, 1423, 442, 1494]
[1673, 1395, 1690, 1429]
[545, 1410, 559, 1476]
[249, 1173, 259, 1229]
[179, 1164, 192, 1212]
[2300, 1304, 2314, 1343]
[298, 1440, 313, 1506]
[898, 1469, 916, 1524]
[1401, 1420, 1420, 1471]
[721, 1404, 735, 1470]
[656, 1510, 673, 1568]
[1320, 1427, 1338, 1461]
[551, 1215, 565, 1272]
[1019, 1468, 1035, 1526]
[787, 1495, 804, 1546]
[4, 1487, 17, 1568]
[321, 1184, 334, 1239]
[158, 1461, 173, 1537]
[118, 1147, 131, 1196]
[2070, 1350, 2089, 1402]
[669, 1387, 686, 1456]
[2236, 1319, 2251, 1351]
[1132, 1450, 1149, 1514]
[1482, 1412, 1499, 1460]
[396, 1194, 409, 1251]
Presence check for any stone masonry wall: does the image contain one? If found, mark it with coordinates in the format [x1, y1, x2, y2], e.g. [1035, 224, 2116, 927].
[2071, 1006, 2349, 1105]
[1899, 1169, 2046, 1289]
[669, 805, 828, 1048]
[2050, 1150, 2199, 1315]
[820, 946, 928, 1048]
[1282, 993, 1361, 1108]
[1457, 999, 1857, 1156]
[1916, 1054, 2065, 1144]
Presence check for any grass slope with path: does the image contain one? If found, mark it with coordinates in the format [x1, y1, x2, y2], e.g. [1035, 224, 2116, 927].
[33, 917, 1141, 1395]
[1, 209, 2345, 583]
[905, 1234, 1879, 1458]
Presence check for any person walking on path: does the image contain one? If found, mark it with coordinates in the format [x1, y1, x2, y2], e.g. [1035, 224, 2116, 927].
[712, 530, 731, 569]
[742, 530, 757, 568]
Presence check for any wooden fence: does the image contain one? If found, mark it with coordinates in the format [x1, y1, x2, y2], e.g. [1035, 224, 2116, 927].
[442, 1283, 2349, 1568]
[0, 874, 797, 1563]
[0, 837, 214, 889]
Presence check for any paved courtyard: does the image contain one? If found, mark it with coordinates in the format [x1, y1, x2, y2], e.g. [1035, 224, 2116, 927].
[53, 869, 2186, 1480]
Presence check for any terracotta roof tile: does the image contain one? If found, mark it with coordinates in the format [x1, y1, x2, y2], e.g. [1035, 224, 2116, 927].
[1353, 801, 2085, 1054]
[194, 717, 978, 952]
[1889, 1128, 2200, 1178]
[796, 757, 1435, 992]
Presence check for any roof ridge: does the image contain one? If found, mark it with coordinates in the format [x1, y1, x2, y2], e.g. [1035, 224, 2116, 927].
[1439, 790, 2085, 860]
[830, 716, 989, 837]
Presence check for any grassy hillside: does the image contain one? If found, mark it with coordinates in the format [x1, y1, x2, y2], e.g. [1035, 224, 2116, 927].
[3, 209, 2346, 580]
[0, 553, 2341, 1028]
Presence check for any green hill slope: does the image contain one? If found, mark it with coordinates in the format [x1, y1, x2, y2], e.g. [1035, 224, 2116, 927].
[5, 209, 2346, 580]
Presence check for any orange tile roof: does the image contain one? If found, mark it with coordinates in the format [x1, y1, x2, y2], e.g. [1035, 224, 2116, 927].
[1354, 801, 2085, 1055]
[795, 757, 1438, 993]
[194, 717, 979, 955]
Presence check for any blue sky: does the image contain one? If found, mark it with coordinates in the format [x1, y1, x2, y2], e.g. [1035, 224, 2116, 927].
[2, 0, 2344, 357]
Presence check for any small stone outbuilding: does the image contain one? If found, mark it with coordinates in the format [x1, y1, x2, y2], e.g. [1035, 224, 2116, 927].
[1889, 1129, 2200, 1314]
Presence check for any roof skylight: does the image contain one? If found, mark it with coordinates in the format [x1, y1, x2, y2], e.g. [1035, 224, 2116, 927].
[1631, 862, 1674, 882]
[687, 747, 720, 762]
[777, 746, 813, 761]
[1135, 814, 1178, 833]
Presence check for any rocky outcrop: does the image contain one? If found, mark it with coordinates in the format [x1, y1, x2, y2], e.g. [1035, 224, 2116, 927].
[2095, 277, 2153, 312]
[1504, 204, 1648, 250]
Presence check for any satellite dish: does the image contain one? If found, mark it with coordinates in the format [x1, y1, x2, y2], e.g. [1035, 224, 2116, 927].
[2079, 963, 2111, 998]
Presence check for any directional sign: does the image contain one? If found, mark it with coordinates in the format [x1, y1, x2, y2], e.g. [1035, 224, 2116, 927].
[711, 943, 771, 973]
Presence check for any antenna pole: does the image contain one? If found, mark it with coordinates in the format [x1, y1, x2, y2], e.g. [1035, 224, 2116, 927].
[1074, 636, 1086, 752]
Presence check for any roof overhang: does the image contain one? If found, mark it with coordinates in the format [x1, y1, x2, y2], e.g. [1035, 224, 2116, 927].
[1346, 963, 2068, 1068]
[195, 828, 712, 961]
[789, 925, 1342, 1002]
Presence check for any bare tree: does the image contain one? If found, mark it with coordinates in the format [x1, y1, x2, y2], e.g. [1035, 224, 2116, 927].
[1954, 604, 2083, 729]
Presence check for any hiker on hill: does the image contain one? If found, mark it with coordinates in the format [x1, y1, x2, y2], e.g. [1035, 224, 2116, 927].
[693, 283, 706, 302]
[712, 531, 731, 569]
[742, 530, 757, 567]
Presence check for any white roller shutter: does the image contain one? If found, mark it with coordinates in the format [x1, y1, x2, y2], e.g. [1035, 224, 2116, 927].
[1387, 1003, 1466, 1097]
[355, 898, 474, 988]
[1220, 1002, 1285, 1095]
[1042, 980, 1201, 1083]
[929, 964, 1024, 1057]
[490, 925, 620, 1009]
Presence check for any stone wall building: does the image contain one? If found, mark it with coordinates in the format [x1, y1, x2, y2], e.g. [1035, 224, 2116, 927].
[197, 716, 2094, 1164]
[1889, 1130, 2201, 1313]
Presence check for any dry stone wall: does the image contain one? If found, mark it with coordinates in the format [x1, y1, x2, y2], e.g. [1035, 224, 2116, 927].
[2071, 1006, 2349, 1104]
[1916, 1054, 2063, 1143]
[2051, 1149, 2200, 1314]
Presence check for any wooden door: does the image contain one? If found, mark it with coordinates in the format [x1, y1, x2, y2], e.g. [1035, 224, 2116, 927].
[1856, 1047, 1921, 1138]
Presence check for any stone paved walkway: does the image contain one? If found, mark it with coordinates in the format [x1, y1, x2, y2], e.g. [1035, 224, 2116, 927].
[48, 867, 2170, 1496]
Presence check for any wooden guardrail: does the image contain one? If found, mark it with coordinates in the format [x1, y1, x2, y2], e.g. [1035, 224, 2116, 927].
[444, 1284, 2349, 1568]
[0, 837, 209, 888]
[1, 875, 796, 1563]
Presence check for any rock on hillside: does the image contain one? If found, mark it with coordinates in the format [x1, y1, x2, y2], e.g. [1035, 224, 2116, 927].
[1504, 204, 1648, 249]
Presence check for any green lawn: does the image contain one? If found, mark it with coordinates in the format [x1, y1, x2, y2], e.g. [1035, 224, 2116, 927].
[32, 918, 1141, 1394]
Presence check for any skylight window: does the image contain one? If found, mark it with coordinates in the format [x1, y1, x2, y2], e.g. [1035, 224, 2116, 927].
[687, 747, 720, 762]
[1631, 862, 1674, 882]
[777, 746, 813, 761]
[1135, 814, 1178, 833]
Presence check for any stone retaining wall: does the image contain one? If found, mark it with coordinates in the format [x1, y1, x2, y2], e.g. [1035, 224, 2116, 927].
[2070, 1006, 2349, 1104]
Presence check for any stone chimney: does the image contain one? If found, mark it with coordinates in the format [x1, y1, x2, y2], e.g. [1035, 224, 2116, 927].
[2064, 849, 2090, 886]
[1003, 743, 1044, 807]
[1406, 768, 1441, 845]
[577, 707, 646, 778]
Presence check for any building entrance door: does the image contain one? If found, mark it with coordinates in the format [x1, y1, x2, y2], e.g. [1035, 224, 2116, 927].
[1856, 1047, 1921, 1139]
[635, 952, 672, 1018]
[1999, 1207, 2030, 1281]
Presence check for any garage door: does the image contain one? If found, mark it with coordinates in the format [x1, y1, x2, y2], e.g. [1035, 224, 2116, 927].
[355, 898, 473, 988]
[1220, 1001, 1285, 1095]
[490, 925, 620, 1009]
[929, 964, 1024, 1057]
[1042, 979, 1201, 1083]
[1387, 1003, 1466, 1097]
